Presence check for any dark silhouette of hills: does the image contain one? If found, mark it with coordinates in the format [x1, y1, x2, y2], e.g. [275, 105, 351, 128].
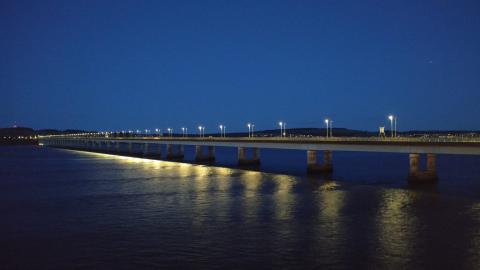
[206, 128, 479, 138]
[0, 127, 95, 145]
[0, 127, 36, 137]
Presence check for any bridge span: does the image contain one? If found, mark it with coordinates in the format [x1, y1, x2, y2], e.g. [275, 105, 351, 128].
[39, 136, 480, 182]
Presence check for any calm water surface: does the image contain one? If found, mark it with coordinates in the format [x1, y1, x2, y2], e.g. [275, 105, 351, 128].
[1, 146, 480, 269]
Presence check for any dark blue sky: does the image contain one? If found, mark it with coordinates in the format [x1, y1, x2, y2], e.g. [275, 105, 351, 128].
[2, 0, 480, 132]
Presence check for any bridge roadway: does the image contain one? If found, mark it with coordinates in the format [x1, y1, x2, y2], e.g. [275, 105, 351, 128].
[40, 136, 480, 182]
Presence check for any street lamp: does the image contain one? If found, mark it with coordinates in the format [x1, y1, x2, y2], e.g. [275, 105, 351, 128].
[279, 122, 283, 137]
[198, 126, 205, 137]
[167, 128, 172, 137]
[388, 115, 394, 138]
[325, 119, 330, 138]
[181, 127, 186, 137]
[219, 125, 224, 137]
[330, 121, 333, 138]
[247, 123, 251, 138]
[394, 117, 397, 137]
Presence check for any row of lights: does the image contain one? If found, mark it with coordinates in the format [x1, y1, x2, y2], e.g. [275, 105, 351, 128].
[42, 115, 398, 138]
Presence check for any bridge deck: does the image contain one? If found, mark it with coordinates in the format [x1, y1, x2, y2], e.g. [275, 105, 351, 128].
[40, 136, 480, 155]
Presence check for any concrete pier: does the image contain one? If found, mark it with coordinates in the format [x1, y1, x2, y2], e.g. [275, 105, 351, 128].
[409, 153, 437, 182]
[307, 150, 333, 173]
[238, 147, 260, 166]
[195, 145, 215, 162]
[166, 144, 184, 160]
[156, 144, 162, 157]
[143, 143, 149, 156]
[409, 153, 420, 175]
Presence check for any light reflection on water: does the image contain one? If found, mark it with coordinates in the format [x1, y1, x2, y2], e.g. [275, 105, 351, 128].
[375, 189, 417, 268]
[1, 146, 480, 269]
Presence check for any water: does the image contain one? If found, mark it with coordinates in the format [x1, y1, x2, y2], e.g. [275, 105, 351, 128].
[1, 146, 480, 269]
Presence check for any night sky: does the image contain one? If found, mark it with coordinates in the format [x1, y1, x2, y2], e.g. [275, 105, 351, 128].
[1, 0, 480, 132]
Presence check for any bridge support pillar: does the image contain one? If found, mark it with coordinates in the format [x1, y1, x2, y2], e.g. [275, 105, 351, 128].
[143, 143, 149, 156]
[427, 154, 436, 173]
[208, 146, 215, 159]
[409, 153, 437, 183]
[167, 144, 173, 157]
[238, 147, 260, 166]
[166, 144, 184, 160]
[156, 144, 162, 157]
[195, 145, 215, 162]
[409, 154, 420, 174]
[307, 150, 333, 174]
[128, 142, 133, 153]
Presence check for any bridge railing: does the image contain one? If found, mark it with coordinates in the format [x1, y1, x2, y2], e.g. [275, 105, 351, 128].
[40, 135, 480, 144]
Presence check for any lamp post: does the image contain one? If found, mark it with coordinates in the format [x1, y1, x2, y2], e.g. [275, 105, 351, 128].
[279, 122, 283, 137]
[247, 123, 251, 138]
[219, 125, 224, 137]
[394, 117, 397, 137]
[181, 127, 185, 137]
[388, 115, 394, 138]
[325, 119, 329, 138]
[330, 121, 333, 138]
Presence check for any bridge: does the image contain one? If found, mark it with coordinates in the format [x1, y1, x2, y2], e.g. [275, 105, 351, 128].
[39, 136, 480, 182]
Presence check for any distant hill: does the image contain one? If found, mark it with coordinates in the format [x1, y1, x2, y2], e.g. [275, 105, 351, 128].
[0, 127, 37, 145]
[208, 128, 478, 137]
[0, 127, 96, 145]
[220, 128, 373, 137]
[0, 127, 36, 137]
[35, 129, 92, 135]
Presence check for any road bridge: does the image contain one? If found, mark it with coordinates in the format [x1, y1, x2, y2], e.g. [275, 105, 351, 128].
[39, 136, 480, 182]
